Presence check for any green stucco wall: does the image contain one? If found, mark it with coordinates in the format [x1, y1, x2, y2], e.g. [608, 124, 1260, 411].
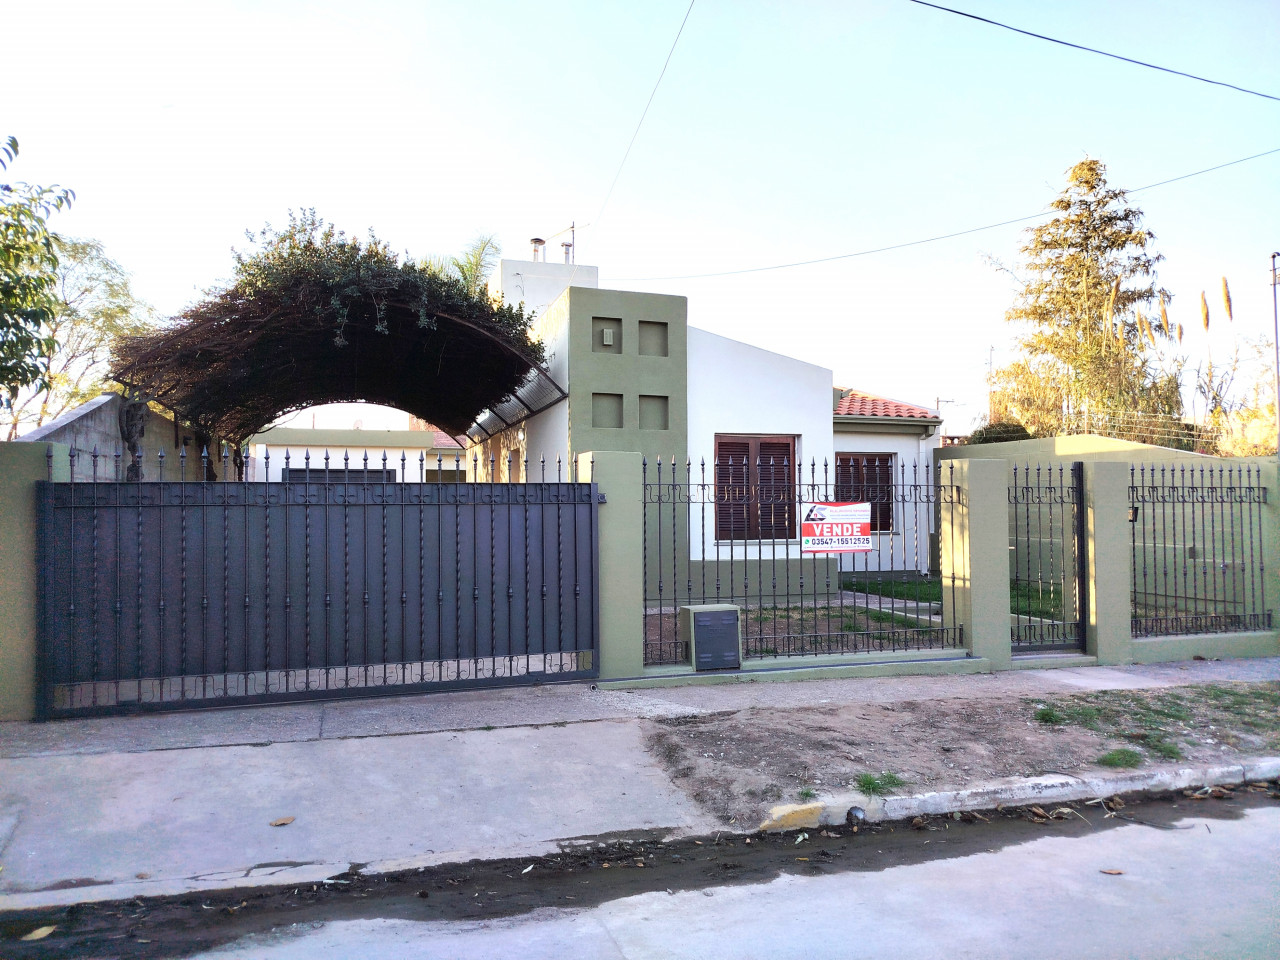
[0, 442, 69, 719]
[565, 287, 688, 464]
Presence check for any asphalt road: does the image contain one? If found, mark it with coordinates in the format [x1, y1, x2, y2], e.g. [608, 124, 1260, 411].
[183, 800, 1279, 960]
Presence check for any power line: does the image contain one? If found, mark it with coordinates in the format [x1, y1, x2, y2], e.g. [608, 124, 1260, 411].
[907, 0, 1280, 103]
[594, 1, 696, 227]
[616, 145, 1280, 282]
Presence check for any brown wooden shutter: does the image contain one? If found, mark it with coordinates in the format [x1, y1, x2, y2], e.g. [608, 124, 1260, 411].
[715, 436, 796, 540]
[835, 453, 894, 532]
[715, 439, 750, 540]
[756, 439, 794, 540]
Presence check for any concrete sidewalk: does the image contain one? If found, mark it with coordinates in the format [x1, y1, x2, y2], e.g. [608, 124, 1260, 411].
[2, 657, 1278, 911]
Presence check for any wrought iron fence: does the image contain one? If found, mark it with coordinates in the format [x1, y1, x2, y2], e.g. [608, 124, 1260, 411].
[36, 446, 598, 717]
[642, 457, 962, 665]
[1009, 463, 1086, 652]
[1129, 463, 1271, 638]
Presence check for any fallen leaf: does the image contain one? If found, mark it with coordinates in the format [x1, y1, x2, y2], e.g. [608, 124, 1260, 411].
[794, 832, 809, 845]
[20, 926, 57, 941]
[1100, 869, 1124, 876]
[521, 865, 533, 874]
[270, 816, 295, 827]
[137, 939, 153, 944]
[795, 857, 809, 862]
[135, 872, 151, 879]
[1030, 806, 1050, 819]
[971, 812, 990, 823]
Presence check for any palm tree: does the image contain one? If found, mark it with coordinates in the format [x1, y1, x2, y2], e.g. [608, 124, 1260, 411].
[424, 235, 501, 297]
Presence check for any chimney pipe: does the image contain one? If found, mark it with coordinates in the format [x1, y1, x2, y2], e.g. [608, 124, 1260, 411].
[530, 238, 545, 262]
[561, 241, 573, 264]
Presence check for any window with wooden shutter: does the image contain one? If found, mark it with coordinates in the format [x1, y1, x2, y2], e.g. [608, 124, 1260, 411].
[714, 435, 796, 540]
[834, 453, 894, 532]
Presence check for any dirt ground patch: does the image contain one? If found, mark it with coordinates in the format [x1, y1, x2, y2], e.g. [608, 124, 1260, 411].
[643, 682, 1280, 827]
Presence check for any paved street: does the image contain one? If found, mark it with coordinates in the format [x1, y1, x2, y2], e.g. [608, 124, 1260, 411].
[3, 658, 1278, 910]
[192, 804, 1280, 960]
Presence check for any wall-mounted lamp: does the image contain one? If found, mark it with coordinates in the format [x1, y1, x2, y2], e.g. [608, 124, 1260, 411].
[1128, 505, 1140, 523]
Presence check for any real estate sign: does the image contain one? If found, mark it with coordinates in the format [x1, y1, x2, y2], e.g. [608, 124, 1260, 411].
[800, 502, 872, 553]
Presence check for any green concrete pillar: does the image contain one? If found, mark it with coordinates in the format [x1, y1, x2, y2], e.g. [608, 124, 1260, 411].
[1258, 461, 1279, 645]
[1083, 461, 1133, 665]
[579, 451, 645, 679]
[941, 459, 1010, 670]
[0, 442, 68, 720]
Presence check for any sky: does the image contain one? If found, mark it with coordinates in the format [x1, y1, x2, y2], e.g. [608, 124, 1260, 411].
[6, 0, 1279, 434]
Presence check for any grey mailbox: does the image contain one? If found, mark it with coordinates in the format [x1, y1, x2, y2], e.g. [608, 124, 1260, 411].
[678, 604, 741, 671]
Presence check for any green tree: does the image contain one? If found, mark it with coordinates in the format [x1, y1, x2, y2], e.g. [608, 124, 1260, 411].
[423, 234, 501, 298]
[111, 212, 541, 442]
[4, 237, 155, 440]
[1, 136, 74, 398]
[989, 158, 1182, 440]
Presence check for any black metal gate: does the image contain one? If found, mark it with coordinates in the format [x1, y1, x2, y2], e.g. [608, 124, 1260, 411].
[36, 453, 599, 718]
[1009, 462, 1087, 652]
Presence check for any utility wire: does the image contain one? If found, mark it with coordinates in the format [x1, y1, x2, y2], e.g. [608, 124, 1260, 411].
[616, 146, 1280, 282]
[907, 0, 1280, 103]
[594, 0, 696, 226]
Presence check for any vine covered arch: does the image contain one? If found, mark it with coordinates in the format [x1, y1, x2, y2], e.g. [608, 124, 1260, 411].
[111, 215, 552, 446]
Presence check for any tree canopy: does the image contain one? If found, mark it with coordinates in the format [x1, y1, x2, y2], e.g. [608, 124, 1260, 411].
[5, 237, 155, 439]
[989, 158, 1182, 440]
[111, 212, 543, 444]
[1, 136, 75, 398]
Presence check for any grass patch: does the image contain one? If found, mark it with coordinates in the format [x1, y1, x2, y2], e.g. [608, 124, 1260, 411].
[1009, 579, 1065, 620]
[1029, 682, 1280, 763]
[1097, 748, 1144, 768]
[1148, 739, 1184, 761]
[798, 787, 816, 801]
[854, 771, 906, 795]
[844, 577, 942, 604]
[866, 609, 926, 629]
[1034, 705, 1066, 725]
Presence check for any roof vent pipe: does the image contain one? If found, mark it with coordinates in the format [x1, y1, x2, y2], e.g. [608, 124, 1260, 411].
[530, 238, 545, 262]
[561, 241, 573, 264]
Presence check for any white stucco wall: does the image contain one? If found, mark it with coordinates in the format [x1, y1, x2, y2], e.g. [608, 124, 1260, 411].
[687, 327, 834, 466]
[686, 327, 834, 560]
[833, 429, 938, 576]
[514, 286, 572, 471]
[489, 258, 598, 322]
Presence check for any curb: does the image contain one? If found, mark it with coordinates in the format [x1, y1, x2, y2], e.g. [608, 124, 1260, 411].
[759, 756, 1280, 832]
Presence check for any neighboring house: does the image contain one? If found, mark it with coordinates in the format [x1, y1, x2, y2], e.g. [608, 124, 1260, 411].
[248, 425, 464, 482]
[16, 392, 235, 481]
[833, 389, 942, 576]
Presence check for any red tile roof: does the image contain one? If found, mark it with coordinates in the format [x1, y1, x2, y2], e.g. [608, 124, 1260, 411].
[431, 429, 463, 449]
[835, 390, 937, 420]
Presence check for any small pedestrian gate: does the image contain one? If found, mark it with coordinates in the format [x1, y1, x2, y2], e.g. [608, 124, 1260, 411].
[1009, 462, 1087, 652]
[36, 464, 599, 718]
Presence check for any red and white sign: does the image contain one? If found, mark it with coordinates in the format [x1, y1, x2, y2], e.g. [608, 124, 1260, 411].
[800, 502, 872, 553]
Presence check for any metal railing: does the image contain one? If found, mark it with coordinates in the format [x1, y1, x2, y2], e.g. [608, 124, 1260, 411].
[1129, 463, 1271, 638]
[1009, 463, 1086, 652]
[642, 457, 962, 665]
